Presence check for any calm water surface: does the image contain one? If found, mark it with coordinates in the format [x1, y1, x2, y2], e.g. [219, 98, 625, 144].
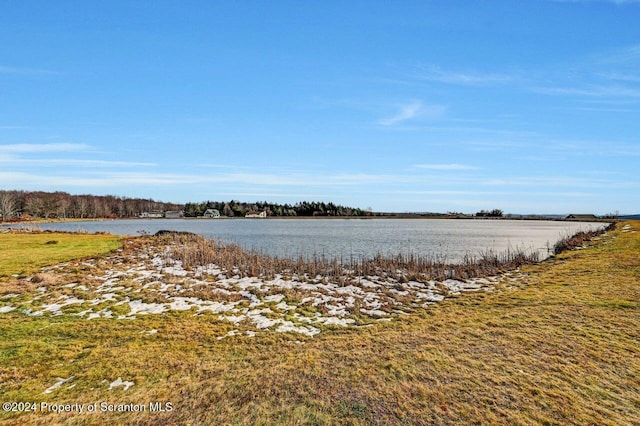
[8, 218, 607, 263]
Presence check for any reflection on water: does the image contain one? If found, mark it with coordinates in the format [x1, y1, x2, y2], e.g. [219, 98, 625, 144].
[5, 218, 607, 263]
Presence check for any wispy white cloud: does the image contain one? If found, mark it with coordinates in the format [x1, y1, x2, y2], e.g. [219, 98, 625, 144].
[596, 71, 640, 82]
[413, 164, 478, 171]
[396, 189, 595, 198]
[0, 143, 155, 169]
[0, 170, 417, 189]
[379, 101, 446, 126]
[379, 101, 423, 126]
[606, 44, 640, 63]
[0, 143, 91, 153]
[572, 106, 638, 113]
[205, 172, 414, 187]
[413, 66, 516, 86]
[541, 139, 640, 157]
[533, 84, 640, 98]
[0, 158, 156, 167]
[0, 65, 57, 75]
[481, 176, 639, 189]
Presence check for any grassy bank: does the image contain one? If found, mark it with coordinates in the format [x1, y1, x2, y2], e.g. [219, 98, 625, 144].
[0, 231, 122, 278]
[0, 222, 638, 424]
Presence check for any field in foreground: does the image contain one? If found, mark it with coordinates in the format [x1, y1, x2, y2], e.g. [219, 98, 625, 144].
[0, 231, 122, 278]
[0, 222, 638, 425]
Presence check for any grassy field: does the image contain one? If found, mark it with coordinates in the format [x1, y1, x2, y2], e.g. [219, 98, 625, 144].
[0, 231, 122, 278]
[0, 222, 638, 425]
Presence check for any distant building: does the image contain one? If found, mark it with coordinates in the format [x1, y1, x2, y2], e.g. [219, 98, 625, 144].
[140, 211, 164, 218]
[566, 214, 599, 220]
[245, 210, 267, 218]
[164, 210, 184, 219]
[203, 209, 221, 218]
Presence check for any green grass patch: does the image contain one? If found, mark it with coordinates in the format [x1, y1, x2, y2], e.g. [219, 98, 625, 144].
[0, 232, 122, 278]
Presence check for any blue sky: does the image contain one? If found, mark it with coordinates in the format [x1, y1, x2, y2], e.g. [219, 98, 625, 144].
[1, 0, 639, 214]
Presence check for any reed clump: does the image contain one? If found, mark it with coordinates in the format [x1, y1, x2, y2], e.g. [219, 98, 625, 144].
[155, 230, 217, 267]
[153, 230, 544, 283]
[553, 222, 615, 255]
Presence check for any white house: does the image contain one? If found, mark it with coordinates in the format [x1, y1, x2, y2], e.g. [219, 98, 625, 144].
[245, 210, 267, 218]
[140, 211, 164, 218]
[203, 209, 221, 218]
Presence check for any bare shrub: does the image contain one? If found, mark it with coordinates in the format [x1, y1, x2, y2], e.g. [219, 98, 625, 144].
[553, 222, 615, 255]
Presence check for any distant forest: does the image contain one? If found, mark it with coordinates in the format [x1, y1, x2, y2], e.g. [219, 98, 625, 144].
[0, 190, 182, 220]
[184, 200, 371, 217]
[0, 190, 371, 221]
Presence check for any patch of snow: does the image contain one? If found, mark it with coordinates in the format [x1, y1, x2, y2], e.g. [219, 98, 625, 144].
[162, 265, 188, 277]
[264, 294, 285, 303]
[240, 290, 262, 307]
[217, 329, 240, 340]
[87, 309, 114, 320]
[247, 309, 279, 329]
[196, 301, 239, 314]
[415, 292, 445, 302]
[354, 278, 381, 288]
[360, 309, 388, 317]
[314, 316, 356, 326]
[275, 322, 320, 337]
[43, 376, 74, 394]
[168, 297, 196, 311]
[1, 293, 19, 299]
[334, 285, 365, 296]
[128, 300, 167, 315]
[404, 281, 427, 289]
[221, 314, 247, 325]
[325, 303, 349, 316]
[275, 301, 296, 311]
[108, 377, 134, 391]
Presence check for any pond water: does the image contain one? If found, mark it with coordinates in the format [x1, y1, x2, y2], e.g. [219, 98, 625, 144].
[5, 218, 608, 263]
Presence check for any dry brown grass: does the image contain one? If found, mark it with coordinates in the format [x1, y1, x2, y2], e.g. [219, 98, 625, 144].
[553, 222, 616, 254]
[1, 221, 637, 425]
[153, 229, 543, 284]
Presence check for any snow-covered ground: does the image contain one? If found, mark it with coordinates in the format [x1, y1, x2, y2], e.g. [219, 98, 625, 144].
[0, 237, 526, 339]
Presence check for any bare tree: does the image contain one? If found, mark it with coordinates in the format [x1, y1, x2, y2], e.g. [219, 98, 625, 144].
[0, 191, 16, 222]
[57, 194, 71, 219]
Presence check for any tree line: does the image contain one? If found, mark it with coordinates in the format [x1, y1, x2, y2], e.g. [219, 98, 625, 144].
[184, 200, 371, 217]
[0, 190, 371, 221]
[0, 190, 182, 221]
[475, 209, 504, 218]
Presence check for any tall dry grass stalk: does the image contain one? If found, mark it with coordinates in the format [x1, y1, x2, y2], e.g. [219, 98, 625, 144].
[553, 222, 615, 254]
[153, 229, 549, 283]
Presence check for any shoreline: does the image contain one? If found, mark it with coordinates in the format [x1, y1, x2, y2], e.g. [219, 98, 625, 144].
[0, 223, 614, 321]
[0, 228, 544, 338]
[2, 220, 613, 268]
[0, 221, 637, 424]
[1, 215, 616, 225]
